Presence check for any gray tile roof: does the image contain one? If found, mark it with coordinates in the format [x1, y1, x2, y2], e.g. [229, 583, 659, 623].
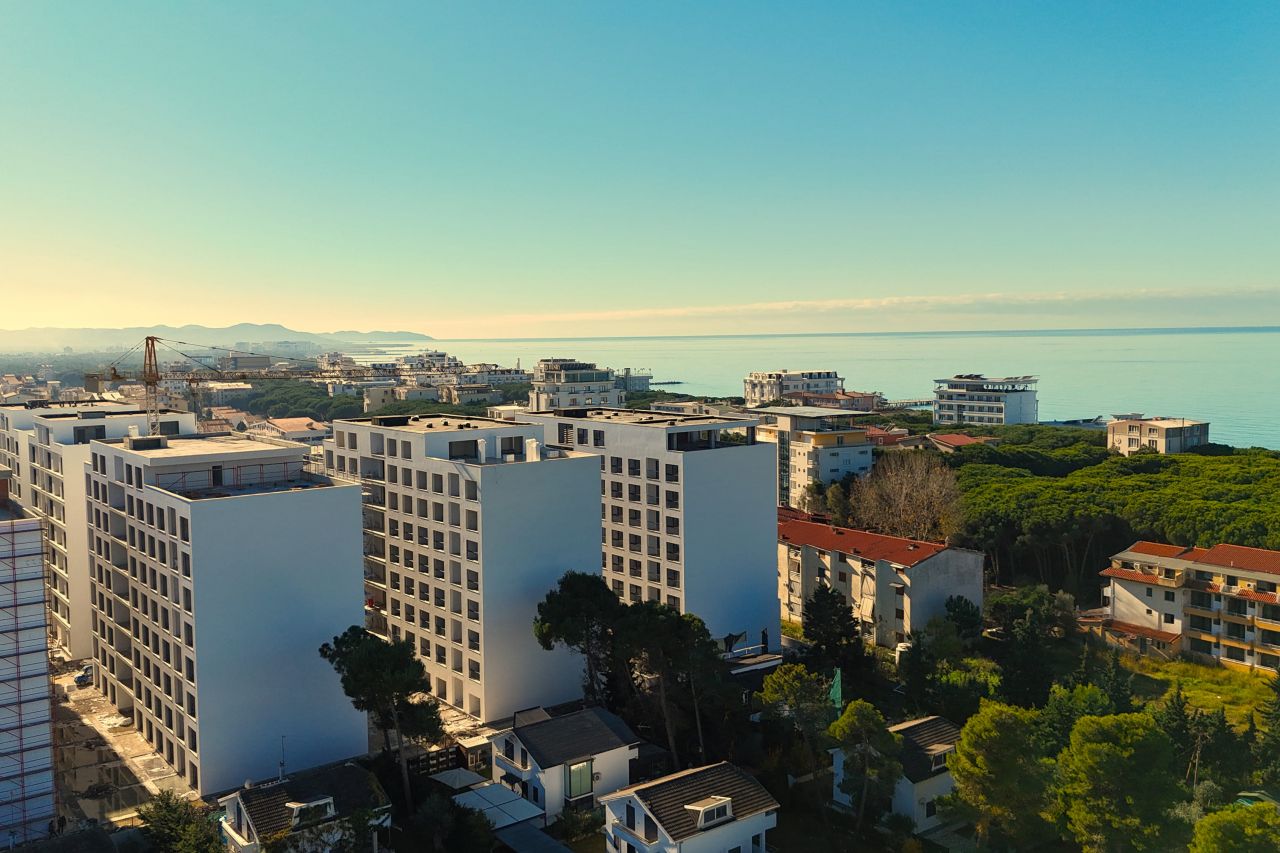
[239, 762, 388, 840]
[514, 706, 640, 769]
[614, 762, 778, 842]
[888, 716, 961, 784]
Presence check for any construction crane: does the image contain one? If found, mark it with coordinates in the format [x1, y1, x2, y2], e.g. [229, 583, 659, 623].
[85, 336, 404, 436]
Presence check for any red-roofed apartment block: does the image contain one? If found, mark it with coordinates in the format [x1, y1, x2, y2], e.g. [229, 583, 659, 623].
[1097, 540, 1280, 672]
[778, 518, 983, 648]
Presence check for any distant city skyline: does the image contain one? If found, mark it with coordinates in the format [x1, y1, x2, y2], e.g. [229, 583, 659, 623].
[3, 3, 1278, 337]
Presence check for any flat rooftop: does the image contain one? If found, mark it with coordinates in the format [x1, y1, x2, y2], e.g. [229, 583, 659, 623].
[935, 374, 1038, 384]
[1110, 415, 1207, 425]
[338, 414, 533, 434]
[751, 406, 869, 419]
[37, 408, 185, 420]
[101, 434, 308, 459]
[529, 407, 754, 427]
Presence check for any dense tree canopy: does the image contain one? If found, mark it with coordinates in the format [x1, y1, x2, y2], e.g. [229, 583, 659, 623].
[952, 448, 1280, 594]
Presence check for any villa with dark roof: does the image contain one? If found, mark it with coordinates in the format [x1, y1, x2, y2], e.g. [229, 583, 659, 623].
[778, 517, 983, 647]
[832, 716, 961, 832]
[218, 762, 390, 852]
[600, 761, 778, 853]
[1096, 540, 1280, 672]
[491, 706, 643, 822]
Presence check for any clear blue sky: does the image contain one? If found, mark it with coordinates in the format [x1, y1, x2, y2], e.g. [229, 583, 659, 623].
[3, 2, 1277, 337]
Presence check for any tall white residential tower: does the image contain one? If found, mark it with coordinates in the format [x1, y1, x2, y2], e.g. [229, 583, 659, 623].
[522, 408, 779, 651]
[0, 402, 196, 658]
[325, 415, 600, 722]
[85, 433, 367, 794]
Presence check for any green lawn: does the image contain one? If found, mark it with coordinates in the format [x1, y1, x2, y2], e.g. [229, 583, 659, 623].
[1123, 656, 1273, 728]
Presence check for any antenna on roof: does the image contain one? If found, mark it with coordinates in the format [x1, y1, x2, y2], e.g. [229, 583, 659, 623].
[279, 735, 286, 782]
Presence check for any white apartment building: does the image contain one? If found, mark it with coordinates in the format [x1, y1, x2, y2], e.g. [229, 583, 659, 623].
[777, 518, 983, 647]
[743, 370, 843, 408]
[1106, 415, 1210, 456]
[933, 375, 1038, 425]
[0, 402, 196, 659]
[457, 365, 531, 387]
[529, 360, 623, 410]
[753, 407, 873, 508]
[398, 351, 465, 373]
[522, 408, 779, 651]
[1098, 540, 1280, 672]
[0, 468, 55, 844]
[325, 415, 600, 722]
[85, 433, 368, 794]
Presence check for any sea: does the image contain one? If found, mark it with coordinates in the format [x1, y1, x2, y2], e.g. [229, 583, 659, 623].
[366, 327, 1280, 450]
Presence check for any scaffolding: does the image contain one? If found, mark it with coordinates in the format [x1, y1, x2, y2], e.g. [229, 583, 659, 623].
[0, 504, 56, 844]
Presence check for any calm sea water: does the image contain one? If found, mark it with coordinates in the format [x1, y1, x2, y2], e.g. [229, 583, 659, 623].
[387, 327, 1279, 450]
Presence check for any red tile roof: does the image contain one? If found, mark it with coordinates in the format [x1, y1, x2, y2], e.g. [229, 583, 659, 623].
[1100, 566, 1154, 584]
[1198, 543, 1280, 577]
[778, 519, 946, 567]
[929, 433, 985, 448]
[1124, 541, 1209, 560]
[1099, 619, 1181, 645]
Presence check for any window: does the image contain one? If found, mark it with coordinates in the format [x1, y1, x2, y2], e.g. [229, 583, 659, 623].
[1189, 637, 1213, 654]
[565, 760, 593, 799]
[1164, 590, 1175, 602]
[1225, 645, 1246, 662]
[1145, 587, 1152, 598]
[1163, 613, 1174, 624]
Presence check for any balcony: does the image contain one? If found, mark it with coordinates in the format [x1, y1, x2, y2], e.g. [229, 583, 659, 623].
[364, 613, 389, 639]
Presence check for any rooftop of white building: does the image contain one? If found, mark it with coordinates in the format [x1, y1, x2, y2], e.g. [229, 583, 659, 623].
[339, 414, 536, 435]
[528, 407, 755, 428]
[750, 406, 870, 420]
[98, 433, 308, 461]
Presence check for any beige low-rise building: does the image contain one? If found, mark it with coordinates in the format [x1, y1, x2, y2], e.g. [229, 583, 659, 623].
[1106, 415, 1209, 456]
[1097, 540, 1280, 672]
[777, 517, 983, 647]
[753, 407, 873, 509]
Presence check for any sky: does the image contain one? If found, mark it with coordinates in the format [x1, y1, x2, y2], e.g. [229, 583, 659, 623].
[2, 2, 1278, 338]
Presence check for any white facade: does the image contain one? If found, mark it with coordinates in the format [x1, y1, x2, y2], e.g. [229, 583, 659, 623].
[753, 407, 873, 508]
[0, 471, 55, 844]
[325, 415, 600, 722]
[85, 433, 368, 794]
[490, 709, 639, 822]
[0, 402, 196, 658]
[933, 375, 1038, 426]
[1106, 415, 1210, 456]
[778, 520, 983, 648]
[523, 409, 779, 651]
[743, 370, 843, 408]
[831, 742, 955, 832]
[529, 360, 623, 410]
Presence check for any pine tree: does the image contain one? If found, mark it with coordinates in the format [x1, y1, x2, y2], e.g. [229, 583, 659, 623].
[1256, 675, 1280, 785]
[1152, 682, 1195, 776]
[1098, 648, 1135, 713]
[1069, 642, 1092, 689]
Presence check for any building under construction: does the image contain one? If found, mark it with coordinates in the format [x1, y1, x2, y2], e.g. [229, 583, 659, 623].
[0, 466, 55, 843]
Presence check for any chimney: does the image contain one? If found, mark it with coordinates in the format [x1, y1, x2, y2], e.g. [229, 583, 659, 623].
[525, 438, 540, 460]
[127, 425, 140, 438]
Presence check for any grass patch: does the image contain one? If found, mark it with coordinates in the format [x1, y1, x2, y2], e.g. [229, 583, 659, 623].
[781, 620, 806, 641]
[1122, 656, 1273, 728]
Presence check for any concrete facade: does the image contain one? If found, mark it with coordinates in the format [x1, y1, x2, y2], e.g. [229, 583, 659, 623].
[743, 370, 843, 408]
[0, 402, 196, 659]
[522, 408, 780, 652]
[933, 374, 1038, 426]
[778, 520, 983, 647]
[529, 360, 622, 410]
[325, 415, 599, 722]
[85, 433, 367, 795]
[752, 407, 873, 508]
[1099, 541, 1280, 672]
[1106, 415, 1210, 456]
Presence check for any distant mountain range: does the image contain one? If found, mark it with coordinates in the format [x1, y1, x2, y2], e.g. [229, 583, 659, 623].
[0, 323, 432, 353]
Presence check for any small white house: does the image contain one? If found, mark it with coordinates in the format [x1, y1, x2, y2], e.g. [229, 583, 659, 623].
[219, 762, 391, 853]
[601, 762, 778, 853]
[831, 716, 960, 832]
[492, 706, 642, 822]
